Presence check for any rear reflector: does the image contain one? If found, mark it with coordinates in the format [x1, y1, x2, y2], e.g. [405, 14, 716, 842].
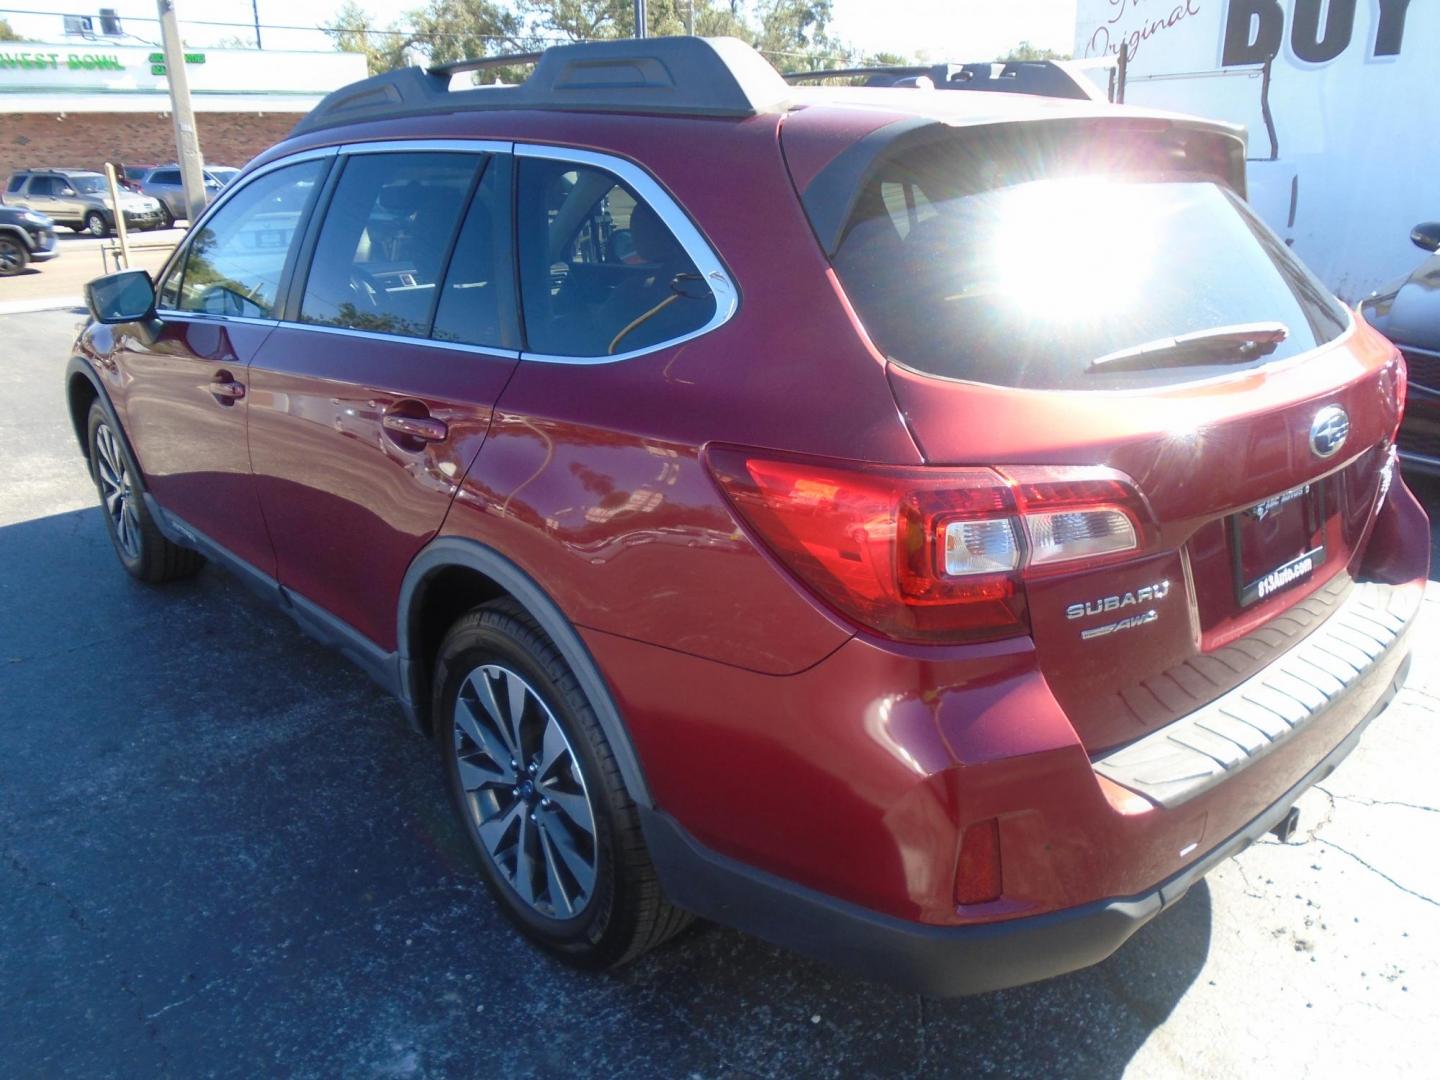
[706, 448, 1152, 644]
[955, 818, 1003, 906]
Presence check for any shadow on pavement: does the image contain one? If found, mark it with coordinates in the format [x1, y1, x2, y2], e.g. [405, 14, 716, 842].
[6, 473, 1437, 1077]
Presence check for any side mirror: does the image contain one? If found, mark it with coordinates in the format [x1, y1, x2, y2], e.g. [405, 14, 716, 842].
[60, 186, 76, 197]
[1411, 222, 1440, 253]
[86, 269, 156, 324]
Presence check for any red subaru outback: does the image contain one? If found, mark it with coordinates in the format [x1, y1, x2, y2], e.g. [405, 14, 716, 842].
[67, 38, 1427, 994]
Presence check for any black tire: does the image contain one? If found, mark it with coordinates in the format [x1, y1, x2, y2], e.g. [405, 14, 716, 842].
[86, 401, 204, 583]
[433, 599, 691, 968]
[84, 210, 110, 238]
[0, 235, 28, 276]
[158, 204, 175, 229]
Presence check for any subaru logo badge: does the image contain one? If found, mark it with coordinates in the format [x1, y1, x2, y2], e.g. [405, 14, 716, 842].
[1309, 405, 1349, 459]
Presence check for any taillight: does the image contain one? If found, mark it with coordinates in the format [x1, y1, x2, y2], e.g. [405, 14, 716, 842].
[707, 448, 1151, 644]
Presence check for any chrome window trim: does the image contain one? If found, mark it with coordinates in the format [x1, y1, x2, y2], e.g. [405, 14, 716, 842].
[271, 319, 520, 361]
[338, 138, 513, 157]
[155, 310, 279, 330]
[154, 139, 737, 364]
[514, 142, 738, 366]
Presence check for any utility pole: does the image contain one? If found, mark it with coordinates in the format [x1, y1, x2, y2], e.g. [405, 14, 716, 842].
[685, 0, 693, 36]
[252, 0, 262, 49]
[157, 0, 208, 224]
[634, 0, 647, 38]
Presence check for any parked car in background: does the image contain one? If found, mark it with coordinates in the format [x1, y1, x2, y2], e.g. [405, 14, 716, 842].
[1361, 223, 1440, 477]
[65, 36, 1427, 996]
[2, 169, 166, 236]
[136, 165, 224, 226]
[0, 204, 59, 275]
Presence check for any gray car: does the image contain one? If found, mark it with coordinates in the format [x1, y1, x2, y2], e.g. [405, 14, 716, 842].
[2, 169, 166, 236]
[136, 166, 225, 226]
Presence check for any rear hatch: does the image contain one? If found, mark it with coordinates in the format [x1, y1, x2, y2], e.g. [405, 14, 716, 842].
[788, 110, 1405, 751]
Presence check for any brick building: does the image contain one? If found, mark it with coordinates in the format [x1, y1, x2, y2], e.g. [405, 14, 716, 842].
[1, 42, 366, 181]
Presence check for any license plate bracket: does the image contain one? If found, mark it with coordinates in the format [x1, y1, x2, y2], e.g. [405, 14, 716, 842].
[1227, 480, 1327, 608]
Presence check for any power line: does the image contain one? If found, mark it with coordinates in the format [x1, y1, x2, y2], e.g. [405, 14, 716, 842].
[0, 5, 856, 62]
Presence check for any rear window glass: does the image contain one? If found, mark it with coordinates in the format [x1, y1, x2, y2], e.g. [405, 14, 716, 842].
[516, 157, 716, 357]
[5, 175, 23, 194]
[831, 131, 1349, 389]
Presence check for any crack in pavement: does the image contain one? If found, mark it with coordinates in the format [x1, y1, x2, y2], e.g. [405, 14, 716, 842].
[118, 972, 174, 1075]
[1316, 785, 1440, 816]
[1315, 838, 1440, 908]
[1230, 858, 1269, 901]
[2, 848, 91, 932]
[1286, 786, 1337, 845]
[144, 977, 225, 1021]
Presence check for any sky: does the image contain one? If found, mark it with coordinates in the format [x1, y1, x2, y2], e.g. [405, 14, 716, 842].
[0, 1, 1080, 60]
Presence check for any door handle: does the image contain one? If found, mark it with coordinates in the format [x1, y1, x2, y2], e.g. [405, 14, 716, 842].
[208, 374, 246, 404]
[382, 413, 448, 443]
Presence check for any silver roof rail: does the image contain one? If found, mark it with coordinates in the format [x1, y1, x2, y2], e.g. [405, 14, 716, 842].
[291, 36, 792, 136]
[428, 53, 544, 78]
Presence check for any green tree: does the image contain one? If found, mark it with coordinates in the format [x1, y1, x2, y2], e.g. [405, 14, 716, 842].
[0, 17, 25, 41]
[415, 0, 525, 66]
[325, 1, 415, 76]
[325, 0, 877, 77]
[998, 39, 1071, 61]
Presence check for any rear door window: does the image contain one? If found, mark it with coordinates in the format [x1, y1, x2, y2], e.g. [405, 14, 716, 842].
[151, 170, 181, 185]
[515, 156, 716, 357]
[298, 152, 482, 339]
[5, 175, 24, 194]
[830, 128, 1350, 390]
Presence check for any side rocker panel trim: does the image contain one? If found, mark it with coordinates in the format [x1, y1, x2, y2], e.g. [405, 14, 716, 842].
[143, 494, 405, 702]
[398, 536, 653, 808]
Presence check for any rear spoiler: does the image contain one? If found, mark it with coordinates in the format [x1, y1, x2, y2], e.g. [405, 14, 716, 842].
[799, 114, 1248, 257]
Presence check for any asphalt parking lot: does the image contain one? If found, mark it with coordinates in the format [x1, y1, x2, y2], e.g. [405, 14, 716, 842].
[2, 307, 1438, 1078]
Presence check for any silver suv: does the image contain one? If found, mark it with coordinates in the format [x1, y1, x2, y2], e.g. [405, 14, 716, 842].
[3, 169, 166, 236]
[136, 166, 225, 226]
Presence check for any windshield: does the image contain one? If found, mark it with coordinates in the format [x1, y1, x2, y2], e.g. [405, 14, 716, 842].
[830, 131, 1349, 390]
[70, 175, 108, 194]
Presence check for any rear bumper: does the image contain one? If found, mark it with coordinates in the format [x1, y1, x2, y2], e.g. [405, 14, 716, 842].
[589, 477, 1427, 993]
[644, 649, 1412, 996]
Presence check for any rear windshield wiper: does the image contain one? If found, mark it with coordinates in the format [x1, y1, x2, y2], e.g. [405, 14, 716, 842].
[1085, 322, 1290, 374]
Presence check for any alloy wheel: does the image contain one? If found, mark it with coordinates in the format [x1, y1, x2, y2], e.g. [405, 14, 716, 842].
[95, 422, 141, 559]
[86, 213, 107, 237]
[452, 663, 598, 920]
[0, 239, 23, 274]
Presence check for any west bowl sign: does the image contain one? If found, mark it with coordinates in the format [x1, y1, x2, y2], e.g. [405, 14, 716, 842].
[0, 42, 366, 100]
[1075, 0, 1435, 300]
